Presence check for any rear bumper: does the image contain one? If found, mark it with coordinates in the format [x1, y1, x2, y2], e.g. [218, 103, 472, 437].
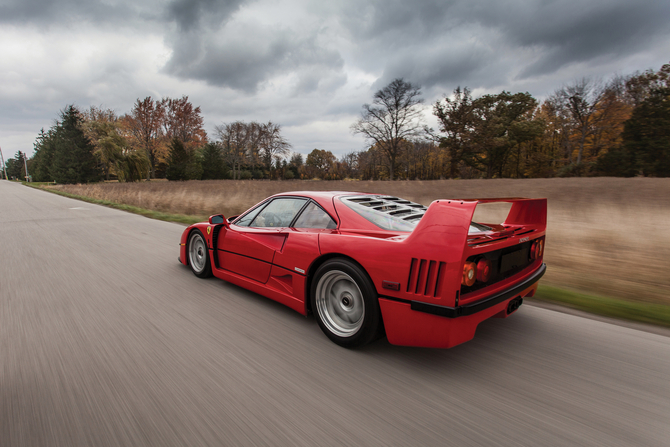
[411, 263, 545, 318]
[379, 263, 545, 348]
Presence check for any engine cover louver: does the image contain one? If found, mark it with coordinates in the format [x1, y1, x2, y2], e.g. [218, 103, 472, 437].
[407, 258, 446, 297]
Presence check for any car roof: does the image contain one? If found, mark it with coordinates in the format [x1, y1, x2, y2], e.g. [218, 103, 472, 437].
[271, 191, 366, 200]
[269, 191, 429, 232]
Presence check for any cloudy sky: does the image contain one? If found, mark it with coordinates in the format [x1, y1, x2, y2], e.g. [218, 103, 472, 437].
[1, 0, 669, 161]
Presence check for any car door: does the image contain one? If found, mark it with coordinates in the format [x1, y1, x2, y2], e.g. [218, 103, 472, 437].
[217, 197, 308, 283]
[272, 200, 338, 276]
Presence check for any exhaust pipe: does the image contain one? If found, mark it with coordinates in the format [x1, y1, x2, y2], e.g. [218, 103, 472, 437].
[507, 297, 523, 314]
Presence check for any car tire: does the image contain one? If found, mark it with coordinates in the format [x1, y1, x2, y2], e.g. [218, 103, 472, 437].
[188, 230, 212, 278]
[311, 258, 383, 348]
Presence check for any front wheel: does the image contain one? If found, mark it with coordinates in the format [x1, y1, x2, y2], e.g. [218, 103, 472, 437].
[188, 230, 212, 278]
[311, 258, 383, 348]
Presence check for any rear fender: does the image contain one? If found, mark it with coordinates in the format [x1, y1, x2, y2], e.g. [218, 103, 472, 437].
[403, 199, 478, 305]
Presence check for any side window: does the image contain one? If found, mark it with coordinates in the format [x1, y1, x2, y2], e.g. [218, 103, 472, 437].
[293, 202, 337, 229]
[235, 202, 267, 227]
[250, 198, 307, 228]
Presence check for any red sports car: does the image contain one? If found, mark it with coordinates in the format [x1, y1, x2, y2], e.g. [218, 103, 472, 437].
[179, 191, 546, 348]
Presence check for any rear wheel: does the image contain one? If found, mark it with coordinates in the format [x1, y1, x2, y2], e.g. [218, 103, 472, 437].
[311, 258, 382, 348]
[188, 230, 212, 278]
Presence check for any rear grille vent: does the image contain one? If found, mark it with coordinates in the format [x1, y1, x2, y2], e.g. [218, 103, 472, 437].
[406, 258, 446, 297]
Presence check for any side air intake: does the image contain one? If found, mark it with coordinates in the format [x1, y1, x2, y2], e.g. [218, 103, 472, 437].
[406, 258, 446, 297]
[211, 225, 223, 269]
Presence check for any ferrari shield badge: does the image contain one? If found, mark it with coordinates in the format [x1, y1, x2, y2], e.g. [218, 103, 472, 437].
[207, 226, 211, 235]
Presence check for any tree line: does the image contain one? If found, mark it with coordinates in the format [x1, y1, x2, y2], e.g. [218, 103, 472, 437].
[4, 61, 668, 183]
[346, 63, 669, 180]
[8, 96, 295, 183]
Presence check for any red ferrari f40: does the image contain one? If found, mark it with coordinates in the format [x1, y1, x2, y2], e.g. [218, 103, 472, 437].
[179, 192, 546, 348]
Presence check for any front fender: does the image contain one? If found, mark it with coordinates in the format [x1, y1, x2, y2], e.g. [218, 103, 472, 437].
[179, 222, 213, 265]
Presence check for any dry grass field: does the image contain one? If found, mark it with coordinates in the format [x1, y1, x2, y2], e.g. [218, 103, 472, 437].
[50, 178, 670, 305]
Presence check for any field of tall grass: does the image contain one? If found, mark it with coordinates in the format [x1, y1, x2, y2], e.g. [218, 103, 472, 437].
[49, 178, 670, 305]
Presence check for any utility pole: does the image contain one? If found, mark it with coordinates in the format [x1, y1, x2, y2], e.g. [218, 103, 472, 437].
[22, 151, 30, 182]
[0, 145, 7, 180]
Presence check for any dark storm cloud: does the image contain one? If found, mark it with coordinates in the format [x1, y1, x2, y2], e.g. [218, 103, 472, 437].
[0, 0, 243, 29]
[463, 0, 670, 78]
[0, 0, 139, 25]
[166, 0, 245, 32]
[378, 49, 487, 92]
[340, 0, 458, 42]
[161, 0, 346, 94]
[164, 29, 344, 93]
[338, 0, 670, 88]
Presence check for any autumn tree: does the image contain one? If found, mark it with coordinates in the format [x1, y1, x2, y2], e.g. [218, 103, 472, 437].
[357, 145, 386, 180]
[306, 149, 336, 179]
[338, 152, 360, 179]
[122, 97, 165, 179]
[161, 96, 207, 149]
[81, 107, 124, 180]
[583, 86, 632, 163]
[352, 78, 426, 180]
[624, 63, 670, 107]
[401, 140, 442, 180]
[550, 78, 610, 173]
[81, 106, 150, 182]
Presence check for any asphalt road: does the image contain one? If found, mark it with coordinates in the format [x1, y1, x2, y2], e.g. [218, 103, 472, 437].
[1, 180, 669, 447]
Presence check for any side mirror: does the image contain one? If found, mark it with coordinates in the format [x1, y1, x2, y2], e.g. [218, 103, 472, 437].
[209, 214, 227, 226]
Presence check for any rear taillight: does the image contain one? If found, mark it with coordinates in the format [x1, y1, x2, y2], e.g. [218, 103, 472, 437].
[476, 258, 491, 282]
[462, 261, 476, 286]
[530, 238, 544, 260]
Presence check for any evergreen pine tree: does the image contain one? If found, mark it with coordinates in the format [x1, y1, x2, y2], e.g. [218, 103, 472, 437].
[621, 87, 670, 177]
[31, 128, 57, 182]
[200, 143, 228, 179]
[166, 138, 190, 181]
[51, 105, 102, 184]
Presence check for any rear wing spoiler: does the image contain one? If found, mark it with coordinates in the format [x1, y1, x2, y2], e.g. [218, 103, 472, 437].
[405, 198, 547, 240]
[466, 197, 547, 227]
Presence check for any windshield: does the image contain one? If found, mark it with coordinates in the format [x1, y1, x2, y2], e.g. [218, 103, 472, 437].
[341, 195, 491, 233]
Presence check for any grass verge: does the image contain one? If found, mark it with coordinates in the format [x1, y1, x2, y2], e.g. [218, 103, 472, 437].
[532, 284, 670, 328]
[24, 183, 205, 225]
[23, 182, 670, 330]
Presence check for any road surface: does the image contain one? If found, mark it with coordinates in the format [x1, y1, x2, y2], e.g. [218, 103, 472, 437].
[1, 181, 669, 446]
